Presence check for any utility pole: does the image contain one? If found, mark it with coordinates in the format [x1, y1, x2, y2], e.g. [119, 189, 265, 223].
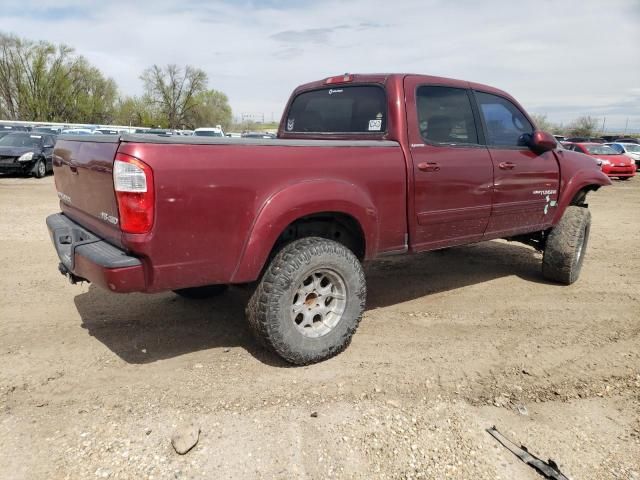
[623, 118, 629, 135]
[601, 117, 606, 135]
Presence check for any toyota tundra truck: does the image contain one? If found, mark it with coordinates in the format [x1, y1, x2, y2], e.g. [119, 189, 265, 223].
[46, 73, 611, 365]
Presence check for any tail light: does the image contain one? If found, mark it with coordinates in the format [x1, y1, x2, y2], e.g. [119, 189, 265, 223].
[113, 153, 154, 234]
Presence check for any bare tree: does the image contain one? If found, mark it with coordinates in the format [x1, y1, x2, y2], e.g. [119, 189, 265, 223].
[567, 116, 599, 137]
[530, 114, 559, 134]
[141, 64, 208, 128]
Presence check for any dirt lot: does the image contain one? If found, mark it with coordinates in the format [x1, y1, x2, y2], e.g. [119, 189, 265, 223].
[0, 174, 638, 480]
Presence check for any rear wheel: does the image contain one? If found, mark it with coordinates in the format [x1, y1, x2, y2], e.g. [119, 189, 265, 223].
[542, 206, 591, 284]
[618, 177, 630, 181]
[173, 285, 228, 299]
[33, 159, 46, 178]
[246, 237, 366, 365]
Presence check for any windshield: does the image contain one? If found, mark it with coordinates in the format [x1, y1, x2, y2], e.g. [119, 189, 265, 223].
[585, 145, 619, 155]
[623, 144, 640, 152]
[194, 130, 223, 137]
[0, 133, 41, 147]
[286, 85, 387, 133]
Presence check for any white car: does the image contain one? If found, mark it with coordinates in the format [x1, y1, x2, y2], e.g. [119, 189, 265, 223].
[193, 126, 224, 137]
[606, 142, 640, 168]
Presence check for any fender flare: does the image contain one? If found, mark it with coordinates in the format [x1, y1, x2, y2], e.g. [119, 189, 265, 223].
[552, 169, 611, 224]
[231, 179, 378, 282]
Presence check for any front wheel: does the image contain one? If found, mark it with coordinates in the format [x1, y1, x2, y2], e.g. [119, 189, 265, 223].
[246, 237, 366, 365]
[33, 159, 46, 178]
[542, 206, 591, 285]
[618, 177, 631, 181]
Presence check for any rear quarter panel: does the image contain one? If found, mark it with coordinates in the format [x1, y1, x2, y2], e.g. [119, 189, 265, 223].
[117, 141, 407, 291]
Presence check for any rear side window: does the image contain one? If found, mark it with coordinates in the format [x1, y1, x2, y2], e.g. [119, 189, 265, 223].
[285, 86, 386, 133]
[475, 91, 533, 147]
[416, 86, 479, 145]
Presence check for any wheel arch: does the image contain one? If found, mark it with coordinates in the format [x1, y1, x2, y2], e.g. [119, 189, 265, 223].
[552, 170, 611, 224]
[231, 180, 378, 283]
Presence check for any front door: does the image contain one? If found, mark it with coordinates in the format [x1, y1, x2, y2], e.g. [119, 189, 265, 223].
[405, 77, 494, 251]
[473, 90, 560, 238]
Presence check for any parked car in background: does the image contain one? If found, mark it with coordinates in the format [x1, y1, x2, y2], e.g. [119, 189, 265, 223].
[606, 142, 640, 168]
[553, 134, 566, 142]
[241, 131, 276, 139]
[225, 132, 242, 138]
[142, 128, 175, 136]
[32, 126, 62, 135]
[614, 137, 639, 144]
[61, 128, 102, 135]
[194, 127, 224, 137]
[0, 132, 55, 178]
[565, 136, 606, 144]
[567, 142, 636, 180]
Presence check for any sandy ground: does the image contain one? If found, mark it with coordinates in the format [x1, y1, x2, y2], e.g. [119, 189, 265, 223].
[0, 174, 638, 480]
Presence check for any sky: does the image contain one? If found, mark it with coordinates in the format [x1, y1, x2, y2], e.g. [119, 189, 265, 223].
[1, 0, 639, 131]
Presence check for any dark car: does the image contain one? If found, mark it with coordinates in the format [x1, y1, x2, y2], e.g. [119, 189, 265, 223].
[565, 136, 606, 143]
[0, 132, 56, 178]
[32, 126, 62, 135]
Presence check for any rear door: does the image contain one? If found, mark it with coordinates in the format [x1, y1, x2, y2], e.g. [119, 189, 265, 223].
[404, 77, 494, 251]
[473, 91, 560, 237]
[53, 137, 122, 246]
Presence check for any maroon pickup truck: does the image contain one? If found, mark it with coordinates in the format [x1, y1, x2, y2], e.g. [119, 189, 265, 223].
[47, 73, 610, 364]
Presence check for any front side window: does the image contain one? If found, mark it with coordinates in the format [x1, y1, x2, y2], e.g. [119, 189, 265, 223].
[286, 86, 386, 133]
[475, 91, 533, 147]
[416, 86, 478, 145]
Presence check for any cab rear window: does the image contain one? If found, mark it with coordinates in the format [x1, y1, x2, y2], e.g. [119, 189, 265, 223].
[285, 86, 386, 134]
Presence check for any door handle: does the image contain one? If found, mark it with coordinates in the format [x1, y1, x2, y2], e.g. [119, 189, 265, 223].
[417, 162, 440, 172]
[498, 162, 515, 170]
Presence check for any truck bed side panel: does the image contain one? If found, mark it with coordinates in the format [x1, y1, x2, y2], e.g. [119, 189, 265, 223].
[117, 141, 407, 291]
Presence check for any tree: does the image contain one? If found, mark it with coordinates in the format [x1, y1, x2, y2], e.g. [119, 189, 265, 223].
[113, 95, 159, 127]
[0, 32, 117, 123]
[140, 64, 208, 129]
[567, 116, 599, 137]
[530, 114, 559, 134]
[186, 89, 233, 129]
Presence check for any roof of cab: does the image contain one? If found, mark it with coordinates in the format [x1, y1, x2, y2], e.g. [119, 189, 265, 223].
[293, 73, 515, 100]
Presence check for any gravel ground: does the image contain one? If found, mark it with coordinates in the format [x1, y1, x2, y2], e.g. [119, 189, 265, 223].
[0, 174, 638, 479]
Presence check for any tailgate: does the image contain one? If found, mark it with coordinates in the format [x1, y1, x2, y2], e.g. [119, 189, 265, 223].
[52, 136, 122, 247]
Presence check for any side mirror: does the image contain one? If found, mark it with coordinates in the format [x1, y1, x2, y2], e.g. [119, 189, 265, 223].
[526, 131, 557, 153]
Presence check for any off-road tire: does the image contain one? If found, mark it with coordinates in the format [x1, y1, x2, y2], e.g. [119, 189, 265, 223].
[542, 206, 591, 285]
[33, 159, 46, 178]
[173, 285, 228, 299]
[246, 237, 366, 365]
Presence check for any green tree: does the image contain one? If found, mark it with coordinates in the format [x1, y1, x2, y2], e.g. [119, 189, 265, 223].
[113, 95, 160, 127]
[0, 32, 117, 123]
[140, 64, 208, 129]
[187, 89, 233, 129]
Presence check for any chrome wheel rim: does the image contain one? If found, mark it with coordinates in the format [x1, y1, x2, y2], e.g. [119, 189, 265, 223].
[38, 162, 45, 176]
[290, 268, 347, 338]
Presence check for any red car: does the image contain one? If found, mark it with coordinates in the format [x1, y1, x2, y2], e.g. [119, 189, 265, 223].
[47, 73, 611, 364]
[567, 142, 636, 180]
